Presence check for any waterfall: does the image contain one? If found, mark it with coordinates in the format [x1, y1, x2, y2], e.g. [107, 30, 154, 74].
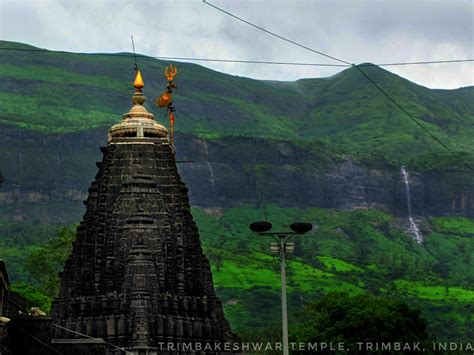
[202, 141, 216, 187]
[56, 152, 61, 170]
[207, 161, 216, 187]
[401, 166, 423, 244]
[18, 152, 24, 174]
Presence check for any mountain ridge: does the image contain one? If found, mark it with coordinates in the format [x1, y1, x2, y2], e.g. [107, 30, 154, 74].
[0, 41, 473, 342]
[1, 40, 472, 169]
[0, 40, 472, 222]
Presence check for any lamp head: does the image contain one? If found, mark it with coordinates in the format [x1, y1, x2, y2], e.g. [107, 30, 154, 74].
[290, 222, 313, 234]
[249, 221, 272, 233]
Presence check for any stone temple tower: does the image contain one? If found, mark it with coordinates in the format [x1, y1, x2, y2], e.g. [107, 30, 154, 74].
[52, 71, 236, 354]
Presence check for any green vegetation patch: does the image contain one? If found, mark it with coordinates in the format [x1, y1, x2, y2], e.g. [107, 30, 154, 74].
[1, 204, 474, 340]
[318, 255, 364, 272]
[10, 282, 52, 312]
[0, 91, 119, 132]
[0, 64, 127, 91]
[210, 250, 280, 289]
[431, 216, 474, 236]
[395, 280, 474, 302]
[1, 41, 473, 169]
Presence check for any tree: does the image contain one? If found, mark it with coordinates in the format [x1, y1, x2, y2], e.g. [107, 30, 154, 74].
[291, 292, 429, 353]
[9, 282, 52, 312]
[207, 250, 225, 272]
[25, 225, 75, 298]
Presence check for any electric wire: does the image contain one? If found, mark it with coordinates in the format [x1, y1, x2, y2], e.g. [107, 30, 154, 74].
[353, 64, 474, 171]
[0, 46, 472, 68]
[153, 56, 348, 66]
[202, 0, 474, 171]
[1, 41, 473, 169]
[365, 59, 474, 67]
[1, 42, 472, 168]
[53, 324, 132, 354]
[353, 65, 474, 170]
[154, 58, 474, 67]
[202, 0, 351, 65]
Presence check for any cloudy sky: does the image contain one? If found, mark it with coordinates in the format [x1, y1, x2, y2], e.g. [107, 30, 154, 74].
[0, 0, 473, 89]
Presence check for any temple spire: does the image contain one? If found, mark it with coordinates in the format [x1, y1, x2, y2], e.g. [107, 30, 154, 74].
[53, 63, 237, 353]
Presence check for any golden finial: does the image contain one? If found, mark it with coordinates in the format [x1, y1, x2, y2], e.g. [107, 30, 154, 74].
[165, 64, 177, 81]
[132, 70, 145, 106]
[134, 70, 144, 90]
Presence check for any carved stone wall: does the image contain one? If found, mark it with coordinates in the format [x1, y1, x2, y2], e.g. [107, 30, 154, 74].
[52, 136, 236, 354]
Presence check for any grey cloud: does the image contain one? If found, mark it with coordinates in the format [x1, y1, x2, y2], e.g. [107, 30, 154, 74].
[0, 0, 472, 88]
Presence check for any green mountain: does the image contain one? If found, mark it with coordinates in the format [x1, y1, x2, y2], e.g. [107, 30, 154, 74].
[0, 40, 472, 168]
[0, 41, 473, 342]
[0, 40, 472, 223]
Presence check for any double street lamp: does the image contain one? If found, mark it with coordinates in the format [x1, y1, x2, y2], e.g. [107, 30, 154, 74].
[249, 221, 313, 355]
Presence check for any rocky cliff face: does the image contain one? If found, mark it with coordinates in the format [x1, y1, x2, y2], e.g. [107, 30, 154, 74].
[0, 126, 471, 223]
[175, 134, 470, 218]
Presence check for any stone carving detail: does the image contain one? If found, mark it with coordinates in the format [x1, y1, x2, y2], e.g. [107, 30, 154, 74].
[52, 134, 237, 353]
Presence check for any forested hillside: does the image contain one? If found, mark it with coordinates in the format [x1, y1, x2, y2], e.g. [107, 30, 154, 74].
[0, 40, 473, 342]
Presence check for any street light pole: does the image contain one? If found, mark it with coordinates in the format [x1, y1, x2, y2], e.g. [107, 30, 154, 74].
[279, 235, 289, 355]
[249, 222, 312, 355]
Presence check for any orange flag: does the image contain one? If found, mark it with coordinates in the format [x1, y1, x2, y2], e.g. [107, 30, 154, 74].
[155, 92, 172, 107]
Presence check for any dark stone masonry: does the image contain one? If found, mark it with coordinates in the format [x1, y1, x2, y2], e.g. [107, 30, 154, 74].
[51, 73, 237, 354]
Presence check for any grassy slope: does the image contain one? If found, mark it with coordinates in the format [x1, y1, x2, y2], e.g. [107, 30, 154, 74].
[294, 67, 474, 169]
[0, 41, 473, 169]
[2, 205, 473, 339]
[193, 205, 474, 339]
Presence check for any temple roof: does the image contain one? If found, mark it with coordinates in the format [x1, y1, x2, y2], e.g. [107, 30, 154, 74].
[108, 70, 168, 142]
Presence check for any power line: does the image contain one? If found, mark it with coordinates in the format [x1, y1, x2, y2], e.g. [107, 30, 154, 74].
[200, 1, 474, 69]
[1, 49, 471, 169]
[0, 47, 471, 169]
[0, 46, 346, 66]
[365, 59, 474, 67]
[202, 0, 351, 66]
[152, 57, 474, 67]
[153, 56, 348, 67]
[1, 50, 472, 169]
[202, 0, 474, 171]
[0, 46, 472, 68]
[353, 64, 474, 171]
[54, 324, 131, 354]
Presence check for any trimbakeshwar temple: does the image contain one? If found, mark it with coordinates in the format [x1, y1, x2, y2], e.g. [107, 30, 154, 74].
[50, 70, 237, 354]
